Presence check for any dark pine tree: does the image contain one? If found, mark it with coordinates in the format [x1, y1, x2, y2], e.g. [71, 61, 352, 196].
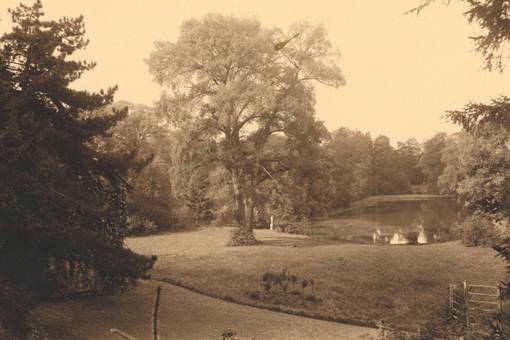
[0, 1, 155, 337]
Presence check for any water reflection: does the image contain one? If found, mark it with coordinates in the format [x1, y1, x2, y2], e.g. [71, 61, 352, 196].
[417, 225, 427, 244]
[389, 230, 408, 245]
[311, 197, 461, 245]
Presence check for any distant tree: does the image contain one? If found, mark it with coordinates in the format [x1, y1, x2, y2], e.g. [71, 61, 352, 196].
[369, 135, 410, 195]
[397, 138, 424, 186]
[284, 115, 333, 217]
[324, 127, 373, 202]
[324, 129, 417, 201]
[250, 124, 332, 232]
[128, 161, 176, 231]
[147, 14, 344, 244]
[183, 169, 212, 225]
[95, 101, 177, 233]
[437, 132, 470, 195]
[0, 2, 154, 336]
[420, 132, 448, 193]
[169, 123, 214, 225]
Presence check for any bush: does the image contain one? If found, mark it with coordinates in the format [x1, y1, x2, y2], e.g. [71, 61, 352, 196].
[261, 269, 315, 296]
[275, 218, 312, 236]
[127, 216, 158, 235]
[228, 228, 258, 246]
[454, 215, 501, 247]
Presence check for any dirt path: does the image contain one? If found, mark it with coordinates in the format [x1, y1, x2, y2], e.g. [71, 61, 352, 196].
[35, 280, 378, 340]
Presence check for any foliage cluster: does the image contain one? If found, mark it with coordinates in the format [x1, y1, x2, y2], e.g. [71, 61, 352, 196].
[261, 269, 315, 295]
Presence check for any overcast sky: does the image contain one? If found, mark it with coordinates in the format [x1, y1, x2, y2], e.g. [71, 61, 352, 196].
[1, 0, 509, 143]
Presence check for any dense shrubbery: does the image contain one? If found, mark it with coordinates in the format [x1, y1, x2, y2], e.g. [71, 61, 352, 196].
[261, 269, 315, 295]
[228, 228, 258, 246]
[274, 218, 312, 235]
[246, 269, 321, 308]
[453, 215, 502, 247]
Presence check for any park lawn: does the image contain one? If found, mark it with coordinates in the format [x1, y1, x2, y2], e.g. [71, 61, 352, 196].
[126, 227, 507, 332]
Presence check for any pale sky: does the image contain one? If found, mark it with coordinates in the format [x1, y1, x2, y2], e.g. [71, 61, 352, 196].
[1, 0, 509, 143]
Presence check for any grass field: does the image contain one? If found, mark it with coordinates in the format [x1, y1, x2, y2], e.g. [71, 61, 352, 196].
[127, 227, 506, 331]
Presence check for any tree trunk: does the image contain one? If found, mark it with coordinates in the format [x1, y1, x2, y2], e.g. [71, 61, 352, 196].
[230, 168, 245, 226]
[243, 194, 254, 232]
[228, 167, 257, 245]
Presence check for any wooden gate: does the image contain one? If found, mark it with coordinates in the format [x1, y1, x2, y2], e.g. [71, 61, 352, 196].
[449, 281, 504, 337]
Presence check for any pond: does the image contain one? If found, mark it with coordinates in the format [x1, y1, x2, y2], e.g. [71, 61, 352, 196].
[310, 196, 462, 245]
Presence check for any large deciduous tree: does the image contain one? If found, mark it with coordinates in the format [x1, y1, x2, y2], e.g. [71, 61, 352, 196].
[147, 14, 344, 244]
[0, 2, 154, 336]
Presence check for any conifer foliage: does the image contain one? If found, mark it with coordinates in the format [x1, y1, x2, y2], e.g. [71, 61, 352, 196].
[0, 1, 155, 336]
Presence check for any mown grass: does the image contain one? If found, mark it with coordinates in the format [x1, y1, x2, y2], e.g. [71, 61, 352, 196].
[127, 227, 506, 331]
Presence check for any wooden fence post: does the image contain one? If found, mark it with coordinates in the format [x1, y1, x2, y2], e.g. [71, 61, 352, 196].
[449, 284, 454, 312]
[463, 280, 470, 329]
[152, 286, 162, 340]
[498, 284, 504, 335]
[498, 284, 503, 314]
[110, 286, 162, 340]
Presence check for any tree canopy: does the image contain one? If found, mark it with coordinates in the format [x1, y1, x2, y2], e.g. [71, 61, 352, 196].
[147, 14, 345, 244]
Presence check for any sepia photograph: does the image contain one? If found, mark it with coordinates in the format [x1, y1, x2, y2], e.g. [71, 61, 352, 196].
[0, 0, 510, 339]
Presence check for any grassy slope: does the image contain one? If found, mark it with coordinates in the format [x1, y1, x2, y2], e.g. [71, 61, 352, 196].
[127, 227, 506, 331]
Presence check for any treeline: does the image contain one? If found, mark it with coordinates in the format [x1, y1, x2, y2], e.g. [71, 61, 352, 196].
[107, 101, 450, 235]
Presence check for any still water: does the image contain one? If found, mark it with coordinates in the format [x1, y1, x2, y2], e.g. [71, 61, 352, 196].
[310, 196, 462, 245]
